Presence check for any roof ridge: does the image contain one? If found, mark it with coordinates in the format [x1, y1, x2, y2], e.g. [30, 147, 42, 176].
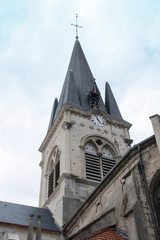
[0, 200, 40, 209]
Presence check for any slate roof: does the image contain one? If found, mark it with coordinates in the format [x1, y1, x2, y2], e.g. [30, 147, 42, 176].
[0, 201, 61, 232]
[105, 82, 122, 119]
[73, 226, 127, 240]
[48, 39, 123, 132]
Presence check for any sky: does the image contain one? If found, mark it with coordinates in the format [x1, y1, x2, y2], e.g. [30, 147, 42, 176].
[0, 0, 160, 207]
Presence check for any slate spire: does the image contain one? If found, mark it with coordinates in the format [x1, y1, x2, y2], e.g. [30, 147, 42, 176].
[47, 98, 58, 132]
[105, 82, 122, 119]
[54, 38, 98, 116]
[48, 39, 123, 131]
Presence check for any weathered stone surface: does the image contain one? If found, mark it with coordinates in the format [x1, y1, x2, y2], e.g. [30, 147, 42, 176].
[64, 135, 160, 240]
[39, 106, 131, 226]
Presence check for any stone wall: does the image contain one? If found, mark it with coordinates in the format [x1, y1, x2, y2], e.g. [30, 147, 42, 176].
[64, 138, 159, 240]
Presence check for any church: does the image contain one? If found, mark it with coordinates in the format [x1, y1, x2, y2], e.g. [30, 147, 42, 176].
[0, 36, 160, 240]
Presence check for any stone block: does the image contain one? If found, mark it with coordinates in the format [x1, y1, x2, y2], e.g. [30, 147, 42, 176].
[63, 196, 82, 224]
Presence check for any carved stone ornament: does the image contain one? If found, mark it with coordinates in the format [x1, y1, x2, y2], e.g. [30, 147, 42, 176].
[97, 152, 102, 157]
[79, 145, 85, 150]
[62, 121, 73, 130]
[124, 138, 133, 145]
[39, 160, 44, 168]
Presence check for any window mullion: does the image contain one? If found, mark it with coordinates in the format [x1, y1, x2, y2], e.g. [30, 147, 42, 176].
[98, 152, 103, 180]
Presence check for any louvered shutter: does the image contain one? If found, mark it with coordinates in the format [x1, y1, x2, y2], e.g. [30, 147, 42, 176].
[101, 146, 116, 177]
[48, 170, 54, 197]
[55, 161, 60, 187]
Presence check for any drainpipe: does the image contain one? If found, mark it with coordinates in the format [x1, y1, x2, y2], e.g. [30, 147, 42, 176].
[138, 144, 160, 240]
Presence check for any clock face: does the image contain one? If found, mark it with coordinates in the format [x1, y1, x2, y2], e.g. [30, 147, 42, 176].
[91, 114, 106, 127]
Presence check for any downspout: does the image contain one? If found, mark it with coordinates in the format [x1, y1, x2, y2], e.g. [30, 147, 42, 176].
[138, 144, 160, 240]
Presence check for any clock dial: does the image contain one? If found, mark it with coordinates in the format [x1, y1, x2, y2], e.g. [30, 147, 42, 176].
[91, 114, 106, 127]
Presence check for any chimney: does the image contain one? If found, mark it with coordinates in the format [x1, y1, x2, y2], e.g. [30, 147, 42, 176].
[150, 114, 160, 155]
[35, 214, 41, 240]
[27, 214, 34, 240]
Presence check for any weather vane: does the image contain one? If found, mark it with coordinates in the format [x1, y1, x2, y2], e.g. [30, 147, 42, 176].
[71, 14, 83, 38]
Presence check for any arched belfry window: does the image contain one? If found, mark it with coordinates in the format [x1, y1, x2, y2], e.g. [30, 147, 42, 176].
[84, 139, 116, 182]
[47, 149, 60, 198]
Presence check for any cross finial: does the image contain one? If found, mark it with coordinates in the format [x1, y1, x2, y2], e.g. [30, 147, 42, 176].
[71, 14, 83, 39]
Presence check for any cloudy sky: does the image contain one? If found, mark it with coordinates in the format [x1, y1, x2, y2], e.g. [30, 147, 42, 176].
[0, 0, 160, 207]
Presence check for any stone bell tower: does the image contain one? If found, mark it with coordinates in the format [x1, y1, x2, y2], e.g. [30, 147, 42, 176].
[38, 37, 132, 227]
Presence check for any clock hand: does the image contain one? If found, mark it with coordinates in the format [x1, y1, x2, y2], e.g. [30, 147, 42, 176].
[95, 114, 101, 123]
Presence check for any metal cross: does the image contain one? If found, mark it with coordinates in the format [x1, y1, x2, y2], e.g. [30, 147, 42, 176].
[71, 14, 83, 38]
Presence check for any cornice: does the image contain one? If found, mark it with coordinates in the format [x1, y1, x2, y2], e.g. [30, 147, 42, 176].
[39, 106, 66, 152]
[39, 105, 132, 152]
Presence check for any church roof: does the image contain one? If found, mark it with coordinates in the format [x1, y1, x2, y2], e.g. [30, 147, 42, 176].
[73, 226, 127, 240]
[0, 201, 61, 232]
[48, 39, 123, 132]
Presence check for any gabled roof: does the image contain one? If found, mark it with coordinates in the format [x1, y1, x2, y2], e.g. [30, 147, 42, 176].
[0, 201, 61, 232]
[73, 226, 127, 240]
[48, 39, 123, 132]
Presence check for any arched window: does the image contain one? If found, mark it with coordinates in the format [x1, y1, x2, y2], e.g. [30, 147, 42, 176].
[84, 140, 116, 182]
[47, 150, 60, 198]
